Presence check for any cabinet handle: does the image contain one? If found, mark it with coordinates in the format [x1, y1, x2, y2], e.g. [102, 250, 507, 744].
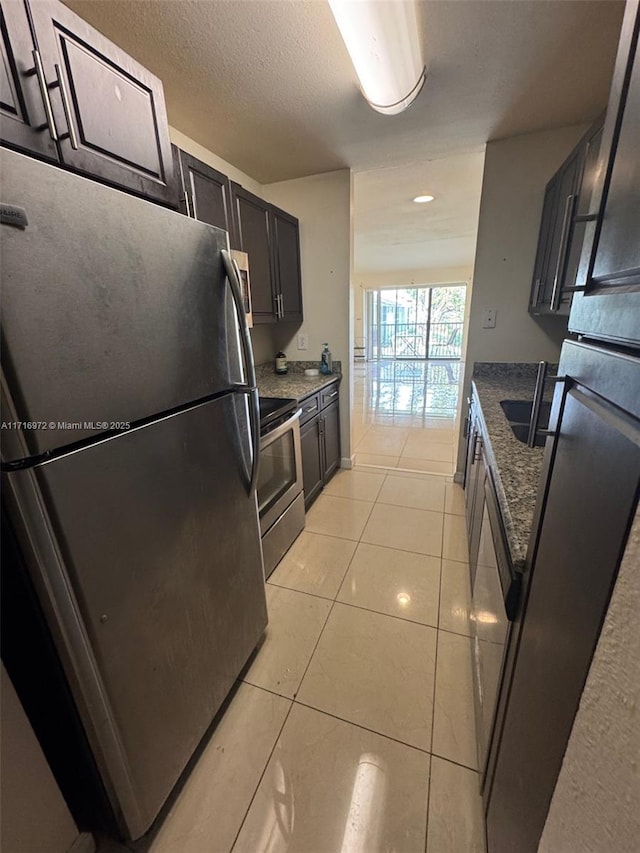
[273, 294, 281, 318]
[532, 277, 543, 306]
[527, 362, 568, 447]
[550, 194, 576, 312]
[278, 294, 284, 318]
[53, 64, 79, 150]
[326, 390, 338, 398]
[183, 191, 192, 218]
[474, 435, 482, 461]
[31, 50, 58, 141]
[304, 403, 318, 414]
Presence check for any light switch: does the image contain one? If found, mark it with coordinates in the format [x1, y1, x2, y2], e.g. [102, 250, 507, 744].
[297, 333, 308, 350]
[482, 309, 497, 329]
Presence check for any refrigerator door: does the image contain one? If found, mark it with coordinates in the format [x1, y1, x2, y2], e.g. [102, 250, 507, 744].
[0, 148, 247, 462]
[3, 394, 267, 839]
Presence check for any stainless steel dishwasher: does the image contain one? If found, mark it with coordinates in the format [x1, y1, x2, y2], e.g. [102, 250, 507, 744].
[471, 470, 521, 788]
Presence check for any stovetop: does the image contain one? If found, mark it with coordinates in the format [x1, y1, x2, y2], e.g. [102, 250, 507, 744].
[259, 396, 298, 435]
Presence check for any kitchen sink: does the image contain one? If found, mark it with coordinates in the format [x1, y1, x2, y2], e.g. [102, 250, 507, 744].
[500, 399, 552, 447]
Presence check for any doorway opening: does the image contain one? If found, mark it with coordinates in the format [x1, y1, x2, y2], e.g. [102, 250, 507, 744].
[352, 283, 467, 474]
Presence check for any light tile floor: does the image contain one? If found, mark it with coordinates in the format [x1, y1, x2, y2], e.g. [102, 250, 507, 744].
[352, 360, 463, 475]
[106, 468, 485, 853]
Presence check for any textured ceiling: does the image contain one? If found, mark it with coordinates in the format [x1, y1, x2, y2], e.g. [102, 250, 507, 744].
[63, 0, 623, 274]
[354, 152, 485, 274]
[64, 0, 624, 183]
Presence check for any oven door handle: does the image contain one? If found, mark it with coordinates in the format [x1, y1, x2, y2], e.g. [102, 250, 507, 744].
[260, 408, 302, 448]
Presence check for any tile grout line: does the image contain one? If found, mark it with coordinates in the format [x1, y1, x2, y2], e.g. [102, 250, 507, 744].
[266, 579, 474, 640]
[229, 494, 373, 852]
[227, 689, 296, 853]
[268, 578, 464, 634]
[425, 484, 448, 852]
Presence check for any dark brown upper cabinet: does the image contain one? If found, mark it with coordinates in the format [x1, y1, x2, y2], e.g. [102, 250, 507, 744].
[231, 183, 275, 323]
[0, 0, 176, 206]
[0, 0, 57, 161]
[231, 183, 304, 325]
[173, 146, 237, 244]
[270, 204, 303, 323]
[529, 118, 603, 317]
[570, 0, 640, 347]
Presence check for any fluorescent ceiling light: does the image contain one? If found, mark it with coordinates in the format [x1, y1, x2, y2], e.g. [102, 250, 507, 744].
[328, 0, 426, 115]
[413, 194, 434, 203]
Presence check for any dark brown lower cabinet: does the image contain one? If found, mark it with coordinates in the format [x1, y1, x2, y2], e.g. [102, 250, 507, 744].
[300, 385, 341, 509]
[485, 341, 640, 853]
[322, 401, 340, 481]
[464, 417, 487, 585]
[300, 416, 323, 509]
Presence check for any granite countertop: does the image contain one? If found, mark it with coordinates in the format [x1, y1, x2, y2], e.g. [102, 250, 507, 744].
[256, 361, 342, 402]
[471, 363, 557, 572]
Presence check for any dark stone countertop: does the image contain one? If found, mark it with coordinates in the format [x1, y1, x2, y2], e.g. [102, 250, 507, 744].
[471, 363, 557, 571]
[256, 361, 342, 402]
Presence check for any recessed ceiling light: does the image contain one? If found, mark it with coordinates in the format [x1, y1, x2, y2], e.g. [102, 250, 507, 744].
[413, 195, 435, 203]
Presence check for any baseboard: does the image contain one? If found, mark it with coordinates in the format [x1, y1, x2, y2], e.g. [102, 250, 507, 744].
[453, 471, 464, 484]
[340, 456, 355, 469]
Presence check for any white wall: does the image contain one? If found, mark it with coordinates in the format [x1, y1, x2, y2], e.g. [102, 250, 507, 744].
[354, 266, 473, 290]
[169, 126, 263, 196]
[455, 124, 588, 473]
[263, 170, 353, 460]
[539, 506, 640, 853]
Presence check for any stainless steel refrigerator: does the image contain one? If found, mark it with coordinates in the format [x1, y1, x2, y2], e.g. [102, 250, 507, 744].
[0, 149, 267, 840]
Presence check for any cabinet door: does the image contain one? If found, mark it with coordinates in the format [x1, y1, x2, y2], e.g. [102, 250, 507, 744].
[300, 416, 323, 509]
[591, 21, 640, 292]
[468, 458, 486, 588]
[540, 148, 583, 313]
[271, 205, 303, 322]
[529, 178, 559, 313]
[558, 123, 603, 312]
[175, 147, 237, 244]
[486, 377, 640, 853]
[321, 401, 340, 482]
[0, 0, 57, 160]
[232, 183, 276, 323]
[571, 1, 640, 345]
[28, 0, 176, 205]
[464, 424, 485, 573]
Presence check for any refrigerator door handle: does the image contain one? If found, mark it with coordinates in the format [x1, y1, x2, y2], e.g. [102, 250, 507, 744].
[222, 249, 260, 495]
[222, 249, 257, 389]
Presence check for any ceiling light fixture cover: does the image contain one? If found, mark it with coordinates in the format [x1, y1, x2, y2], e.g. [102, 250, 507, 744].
[328, 0, 426, 115]
[413, 194, 434, 203]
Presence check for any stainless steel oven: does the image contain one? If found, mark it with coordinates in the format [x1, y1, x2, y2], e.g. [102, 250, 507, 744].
[258, 398, 304, 578]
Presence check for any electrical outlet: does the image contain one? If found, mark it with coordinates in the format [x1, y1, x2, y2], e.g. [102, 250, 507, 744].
[482, 309, 497, 329]
[297, 332, 308, 350]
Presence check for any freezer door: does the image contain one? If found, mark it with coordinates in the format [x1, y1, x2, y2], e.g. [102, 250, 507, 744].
[3, 394, 266, 839]
[0, 148, 246, 461]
